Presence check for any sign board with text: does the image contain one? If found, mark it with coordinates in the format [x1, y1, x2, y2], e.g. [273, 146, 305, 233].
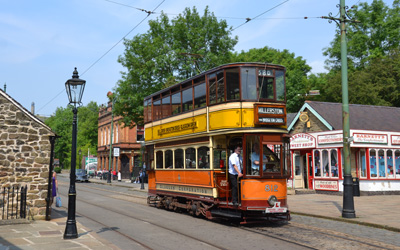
[254, 104, 286, 126]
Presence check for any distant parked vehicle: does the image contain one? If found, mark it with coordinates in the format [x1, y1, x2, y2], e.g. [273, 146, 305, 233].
[76, 169, 89, 182]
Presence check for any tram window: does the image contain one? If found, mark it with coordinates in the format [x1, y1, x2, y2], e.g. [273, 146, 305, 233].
[226, 68, 240, 101]
[246, 135, 261, 176]
[156, 151, 163, 169]
[171, 92, 181, 115]
[263, 144, 280, 173]
[209, 76, 217, 105]
[161, 96, 171, 118]
[213, 149, 226, 169]
[165, 150, 173, 169]
[153, 99, 161, 120]
[144, 99, 148, 123]
[185, 148, 196, 169]
[241, 68, 257, 100]
[182, 88, 193, 112]
[194, 82, 207, 108]
[217, 71, 225, 103]
[314, 150, 321, 177]
[198, 147, 210, 169]
[276, 70, 285, 101]
[144, 99, 152, 123]
[259, 77, 274, 100]
[175, 149, 184, 169]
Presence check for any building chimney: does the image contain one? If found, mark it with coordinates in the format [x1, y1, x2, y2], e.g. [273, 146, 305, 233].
[31, 102, 35, 115]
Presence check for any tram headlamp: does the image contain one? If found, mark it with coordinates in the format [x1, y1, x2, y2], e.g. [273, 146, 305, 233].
[268, 195, 277, 206]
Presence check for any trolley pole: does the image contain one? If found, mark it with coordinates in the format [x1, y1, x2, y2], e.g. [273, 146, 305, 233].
[322, 0, 359, 218]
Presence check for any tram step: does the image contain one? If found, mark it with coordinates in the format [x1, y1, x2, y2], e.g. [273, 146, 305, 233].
[210, 209, 241, 218]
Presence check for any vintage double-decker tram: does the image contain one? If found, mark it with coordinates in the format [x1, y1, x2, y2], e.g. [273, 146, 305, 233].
[144, 62, 291, 223]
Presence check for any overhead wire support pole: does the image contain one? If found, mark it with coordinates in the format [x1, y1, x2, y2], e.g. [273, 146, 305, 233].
[322, 1, 360, 219]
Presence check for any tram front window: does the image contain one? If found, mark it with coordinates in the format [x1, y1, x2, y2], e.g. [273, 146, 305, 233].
[263, 144, 280, 174]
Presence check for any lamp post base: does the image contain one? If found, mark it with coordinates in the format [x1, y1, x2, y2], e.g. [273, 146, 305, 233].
[64, 220, 78, 239]
[342, 174, 356, 218]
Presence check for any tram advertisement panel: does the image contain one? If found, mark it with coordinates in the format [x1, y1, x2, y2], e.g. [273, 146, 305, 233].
[254, 104, 286, 126]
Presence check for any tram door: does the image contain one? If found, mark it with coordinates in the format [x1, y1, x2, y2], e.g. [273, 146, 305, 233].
[307, 153, 313, 189]
[293, 152, 304, 189]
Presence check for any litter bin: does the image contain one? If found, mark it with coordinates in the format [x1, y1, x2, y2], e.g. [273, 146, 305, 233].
[353, 177, 360, 197]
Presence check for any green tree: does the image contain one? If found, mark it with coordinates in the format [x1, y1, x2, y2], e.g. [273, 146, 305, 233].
[323, 0, 400, 70]
[45, 102, 99, 169]
[114, 6, 238, 127]
[229, 46, 313, 112]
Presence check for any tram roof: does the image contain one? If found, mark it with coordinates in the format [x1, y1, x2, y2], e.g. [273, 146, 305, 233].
[145, 62, 285, 100]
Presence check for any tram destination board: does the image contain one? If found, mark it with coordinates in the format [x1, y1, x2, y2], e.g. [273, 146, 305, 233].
[254, 104, 286, 126]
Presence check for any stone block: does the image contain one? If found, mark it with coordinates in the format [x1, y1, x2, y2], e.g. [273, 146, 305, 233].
[16, 176, 33, 182]
[27, 194, 39, 200]
[33, 199, 47, 207]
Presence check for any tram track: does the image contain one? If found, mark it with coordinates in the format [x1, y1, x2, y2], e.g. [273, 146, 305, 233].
[240, 221, 400, 250]
[60, 181, 400, 250]
[59, 182, 228, 250]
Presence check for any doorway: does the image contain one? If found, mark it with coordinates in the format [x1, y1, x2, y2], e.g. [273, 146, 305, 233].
[120, 155, 130, 179]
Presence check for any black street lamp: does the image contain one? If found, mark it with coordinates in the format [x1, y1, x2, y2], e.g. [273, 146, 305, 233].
[64, 67, 86, 239]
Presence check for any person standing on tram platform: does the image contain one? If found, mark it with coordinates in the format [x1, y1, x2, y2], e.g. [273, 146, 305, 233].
[229, 146, 243, 206]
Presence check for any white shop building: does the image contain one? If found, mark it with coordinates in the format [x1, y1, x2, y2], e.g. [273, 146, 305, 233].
[288, 101, 400, 194]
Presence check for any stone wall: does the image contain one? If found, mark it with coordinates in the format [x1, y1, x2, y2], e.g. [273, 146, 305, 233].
[0, 94, 55, 220]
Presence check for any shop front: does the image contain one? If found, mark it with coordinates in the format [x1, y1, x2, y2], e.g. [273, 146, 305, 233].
[290, 131, 400, 194]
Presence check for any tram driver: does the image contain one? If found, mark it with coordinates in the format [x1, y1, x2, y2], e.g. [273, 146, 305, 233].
[250, 143, 267, 175]
[229, 146, 243, 206]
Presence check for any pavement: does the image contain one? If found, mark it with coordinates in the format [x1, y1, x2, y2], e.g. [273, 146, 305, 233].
[1, 177, 399, 249]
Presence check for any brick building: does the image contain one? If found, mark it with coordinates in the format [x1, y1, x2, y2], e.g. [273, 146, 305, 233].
[0, 89, 55, 219]
[97, 92, 144, 179]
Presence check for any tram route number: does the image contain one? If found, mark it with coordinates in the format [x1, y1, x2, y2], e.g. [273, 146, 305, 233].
[265, 184, 278, 192]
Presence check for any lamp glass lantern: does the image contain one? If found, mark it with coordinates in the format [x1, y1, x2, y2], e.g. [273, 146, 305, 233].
[65, 67, 86, 106]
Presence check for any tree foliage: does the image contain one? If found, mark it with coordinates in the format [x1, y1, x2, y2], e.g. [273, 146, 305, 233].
[45, 102, 99, 169]
[230, 46, 312, 112]
[114, 6, 238, 127]
[323, 0, 400, 70]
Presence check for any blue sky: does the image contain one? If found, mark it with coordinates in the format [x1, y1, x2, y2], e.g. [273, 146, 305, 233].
[0, 0, 393, 116]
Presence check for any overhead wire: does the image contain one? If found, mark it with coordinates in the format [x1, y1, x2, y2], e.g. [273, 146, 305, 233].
[36, 0, 165, 114]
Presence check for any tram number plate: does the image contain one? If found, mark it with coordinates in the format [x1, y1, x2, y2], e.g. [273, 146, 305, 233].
[266, 202, 287, 213]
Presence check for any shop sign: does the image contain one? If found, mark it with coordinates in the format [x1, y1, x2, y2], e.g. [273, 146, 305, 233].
[314, 180, 339, 191]
[318, 134, 343, 145]
[353, 133, 387, 144]
[391, 135, 400, 145]
[290, 133, 316, 149]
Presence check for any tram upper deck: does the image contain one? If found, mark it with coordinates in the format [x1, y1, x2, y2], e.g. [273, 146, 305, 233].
[144, 63, 287, 143]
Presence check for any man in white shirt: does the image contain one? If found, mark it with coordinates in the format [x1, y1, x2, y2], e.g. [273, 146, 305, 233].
[229, 146, 243, 205]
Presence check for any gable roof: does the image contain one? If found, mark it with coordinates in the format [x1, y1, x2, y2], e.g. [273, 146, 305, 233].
[0, 89, 54, 134]
[288, 101, 400, 132]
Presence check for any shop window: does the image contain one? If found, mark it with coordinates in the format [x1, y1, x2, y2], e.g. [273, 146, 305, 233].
[156, 151, 163, 169]
[246, 135, 261, 176]
[387, 150, 394, 177]
[378, 150, 385, 177]
[314, 150, 321, 177]
[198, 147, 210, 169]
[322, 150, 329, 177]
[165, 150, 173, 169]
[395, 150, 400, 178]
[370, 149, 377, 177]
[294, 155, 300, 176]
[359, 150, 367, 178]
[283, 139, 291, 176]
[185, 148, 196, 169]
[175, 149, 184, 169]
[331, 149, 338, 177]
